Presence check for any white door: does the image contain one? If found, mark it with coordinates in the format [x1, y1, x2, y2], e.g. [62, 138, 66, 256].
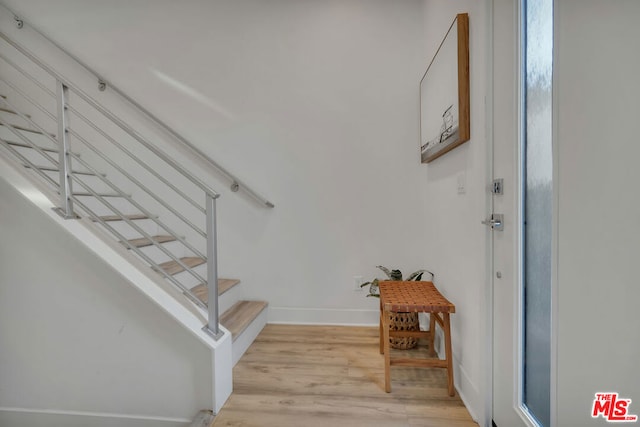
[490, 0, 525, 425]
[490, 0, 553, 426]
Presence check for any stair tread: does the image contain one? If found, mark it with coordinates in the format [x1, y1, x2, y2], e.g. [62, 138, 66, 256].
[24, 164, 96, 176]
[94, 214, 149, 222]
[6, 140, 58, 152]
[221, 300, 268, 342]
[64, 191, 122, 197]
[190, 279, 241, 302]
[158, 257, 205, 275]
[0, 107, 31, 118]
[0, 123, 55, 137]
[124, 235, 176, 248]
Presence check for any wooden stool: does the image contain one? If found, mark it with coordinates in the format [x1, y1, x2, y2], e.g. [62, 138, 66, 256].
[378, 280, 456, 396]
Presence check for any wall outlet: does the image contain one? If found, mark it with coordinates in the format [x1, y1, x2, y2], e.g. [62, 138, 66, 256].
[354, 275, 364, 291]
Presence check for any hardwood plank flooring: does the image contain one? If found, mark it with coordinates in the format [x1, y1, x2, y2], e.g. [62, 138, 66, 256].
[212, 324, 479, 427]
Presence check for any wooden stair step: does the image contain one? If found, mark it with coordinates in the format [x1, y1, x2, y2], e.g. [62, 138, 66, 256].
[1, 124, 55, 137]
[190, 279, 241, 302]
[24, 164, 98, 176]
[6, 141, 59, 153]
[93, 214, 149, 222]
[221, 300, 268, 342]
[124, 235, 176, 248]
[65, 191, 122, 197]
[0, 107, 31, 118]
[158, 257, 205, 275]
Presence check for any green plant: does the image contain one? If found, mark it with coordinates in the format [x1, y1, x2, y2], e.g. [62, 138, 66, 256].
[360, 265, 434, 298]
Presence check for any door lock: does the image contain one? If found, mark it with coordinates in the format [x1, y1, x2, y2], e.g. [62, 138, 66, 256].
[482, 213, 504, 231]
[492, 178, 504, 195]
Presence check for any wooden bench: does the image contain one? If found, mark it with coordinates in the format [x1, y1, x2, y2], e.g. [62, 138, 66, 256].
[379, 280, 456, 396]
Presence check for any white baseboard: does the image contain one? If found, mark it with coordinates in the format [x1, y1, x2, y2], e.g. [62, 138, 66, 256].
[0, 408, 191, 427]
[268, 306, 379, 326]
[454, 360, 482, 424]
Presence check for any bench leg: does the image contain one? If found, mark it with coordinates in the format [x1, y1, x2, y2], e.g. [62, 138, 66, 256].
[428, 313, 436, 356]
[443, 312, 454, 396]
[383, 307, 391, 392]
[379, 301, 384, 355]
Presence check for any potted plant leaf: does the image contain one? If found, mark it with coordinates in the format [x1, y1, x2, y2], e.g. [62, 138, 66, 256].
[361, 265, 434, 350]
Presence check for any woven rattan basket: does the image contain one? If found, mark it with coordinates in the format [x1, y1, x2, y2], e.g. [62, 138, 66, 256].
[388, 311, 419, 350]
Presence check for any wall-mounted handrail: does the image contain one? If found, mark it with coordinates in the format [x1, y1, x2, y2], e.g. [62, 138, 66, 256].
[0, 72, 208, 238]
[109, 86, 276, 209]
[0, 30, 220, 201]
[2, 4, 275, 208]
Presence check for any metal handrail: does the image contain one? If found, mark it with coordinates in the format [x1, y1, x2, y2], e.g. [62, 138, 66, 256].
[0, 66, 208, 233]
[0, 30, 220, 201]
[0, 20, 226, 338]
[1, 5, 274, 208]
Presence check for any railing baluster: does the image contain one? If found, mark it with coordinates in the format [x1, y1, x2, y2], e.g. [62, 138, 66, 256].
[55, 80, 77, 219]
[203, 194, 223, 340]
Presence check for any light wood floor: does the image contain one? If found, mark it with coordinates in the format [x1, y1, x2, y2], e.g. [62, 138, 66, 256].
[212, 324, 479, 427]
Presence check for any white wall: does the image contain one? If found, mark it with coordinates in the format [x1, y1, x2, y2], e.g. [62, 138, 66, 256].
[554, 1, 640, 425]
[0, 0, 430, 325]
[420, 0, 488, 422]
[0, 177, 214, 426]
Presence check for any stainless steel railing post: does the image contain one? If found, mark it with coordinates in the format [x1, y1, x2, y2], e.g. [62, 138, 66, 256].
[55, 80, 77, 219]
[202, 193, 224, 340]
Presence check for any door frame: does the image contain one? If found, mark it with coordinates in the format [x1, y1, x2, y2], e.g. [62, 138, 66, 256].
[483, 0, 559, 426]
[482, 0, 495, 425]
[550, 0, 559, 424]
[484, 0, 530, 424]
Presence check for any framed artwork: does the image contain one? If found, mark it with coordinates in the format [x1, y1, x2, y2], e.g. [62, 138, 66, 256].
[420, 13, 470, 163]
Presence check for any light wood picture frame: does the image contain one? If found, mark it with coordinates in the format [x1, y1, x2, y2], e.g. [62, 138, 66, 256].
[420, 13, 470, 163]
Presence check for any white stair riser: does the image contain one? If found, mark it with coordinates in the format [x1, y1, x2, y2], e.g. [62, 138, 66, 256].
[1, 143, 58, 168]
[232, 305, 268, 366]
[0, 110, 32, 128]
[128, 239, 186, 265]
[94, 218, 159, 240]
[219, 283, 243, 317]
[75, 195, 137, 217]
[36, 169, 114, 194]
[171, 263, 207, 290]
[0, 127, 57, 148]
[21, 161, 94, 175]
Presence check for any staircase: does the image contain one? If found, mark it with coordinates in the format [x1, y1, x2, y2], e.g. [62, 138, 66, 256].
[0, 8, 270, 418]
[0, 87, 268, 366]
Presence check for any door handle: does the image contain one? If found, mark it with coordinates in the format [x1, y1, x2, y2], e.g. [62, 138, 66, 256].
[482, 214, 504, 231]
